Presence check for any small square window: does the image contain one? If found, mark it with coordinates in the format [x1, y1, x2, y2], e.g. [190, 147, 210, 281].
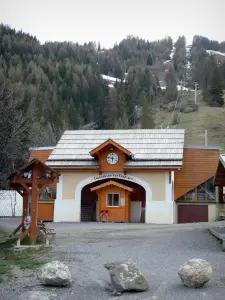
[114, 194, 119, 206]
[107, 193, 120, 207]
[107, 194, 113, 206]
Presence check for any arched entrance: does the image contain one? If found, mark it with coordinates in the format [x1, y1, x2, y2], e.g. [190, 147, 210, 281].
[80, 178, 146, 222]
[76, 174, 152, 223]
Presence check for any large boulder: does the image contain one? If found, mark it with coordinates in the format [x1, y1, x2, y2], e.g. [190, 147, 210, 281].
[178, 259, 212, 288]
[104, 260, 148, 293]
[39, 261, 72, 287]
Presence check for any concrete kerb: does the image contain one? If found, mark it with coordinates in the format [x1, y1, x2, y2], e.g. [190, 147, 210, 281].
[208, 227, 225, 251]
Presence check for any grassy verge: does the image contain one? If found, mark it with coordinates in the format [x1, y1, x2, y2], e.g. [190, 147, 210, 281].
[0, 230, 51, 278]
[155, 93, 225, 151]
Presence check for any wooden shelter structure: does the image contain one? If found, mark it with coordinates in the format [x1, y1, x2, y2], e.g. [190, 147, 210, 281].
[8, 158, 60, 246]
[91, 180, 133, 222]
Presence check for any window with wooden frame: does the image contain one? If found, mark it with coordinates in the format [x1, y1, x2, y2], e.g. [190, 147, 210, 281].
[197, 177, 214, 200]
[177, 177, 215, 202]
[106, 193, 120, 207]
[177, 189, 195, 201]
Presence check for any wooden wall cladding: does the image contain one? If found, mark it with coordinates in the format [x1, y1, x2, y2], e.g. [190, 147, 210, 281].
[174, 148, 219, 200]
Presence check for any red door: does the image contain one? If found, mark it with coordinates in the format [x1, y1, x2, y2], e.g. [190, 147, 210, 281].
[178, 205, 208, 224]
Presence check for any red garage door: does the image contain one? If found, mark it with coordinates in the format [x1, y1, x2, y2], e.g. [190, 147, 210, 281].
[178, 205, 208, 224]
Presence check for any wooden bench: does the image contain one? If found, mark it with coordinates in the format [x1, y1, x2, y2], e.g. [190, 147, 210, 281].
[38, 221, 56, 241]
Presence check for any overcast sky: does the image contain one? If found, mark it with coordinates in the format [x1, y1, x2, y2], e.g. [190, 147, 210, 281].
[1, 0, 224, 48]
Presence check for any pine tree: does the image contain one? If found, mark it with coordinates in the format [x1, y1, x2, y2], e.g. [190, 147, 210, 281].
[208, 62, 224, 107]
[114, 112, 129, 129]
[103, 89, 118, 129]
[165, 63, 178, 102]
[147, 53, 153, 66]
[203, 56, 224, 107]
[173, 36, 186, 80]
[140, 91, 155, 129]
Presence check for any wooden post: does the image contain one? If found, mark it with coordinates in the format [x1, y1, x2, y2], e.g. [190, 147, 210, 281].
[23, 192, 29, 222]
[30, 165, 38, 245]
[215, 186, 219, 221]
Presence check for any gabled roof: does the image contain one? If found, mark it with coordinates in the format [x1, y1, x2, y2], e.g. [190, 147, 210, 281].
[90, 180, 133, 192]
[8, 158, 59, 181]
[29, 148, 54, 163]
[89, 139, 132, 157]
[46, 129, 185, 169]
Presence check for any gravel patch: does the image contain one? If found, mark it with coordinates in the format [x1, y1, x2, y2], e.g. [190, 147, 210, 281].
[1, 220, 225, 299]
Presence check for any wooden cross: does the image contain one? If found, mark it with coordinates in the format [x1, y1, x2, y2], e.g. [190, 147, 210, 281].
[8, 158, 60, 245]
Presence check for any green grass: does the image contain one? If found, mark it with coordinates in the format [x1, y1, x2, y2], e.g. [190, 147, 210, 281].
[0, 230, 51, 277]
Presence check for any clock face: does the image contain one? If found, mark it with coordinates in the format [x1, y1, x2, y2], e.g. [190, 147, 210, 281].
[107, 152, 119, 164]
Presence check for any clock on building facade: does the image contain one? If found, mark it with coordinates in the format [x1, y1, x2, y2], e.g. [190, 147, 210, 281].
[106, 152, 119, 164]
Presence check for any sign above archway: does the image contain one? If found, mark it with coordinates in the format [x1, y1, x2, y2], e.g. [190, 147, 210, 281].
[93, 173, 137, 183]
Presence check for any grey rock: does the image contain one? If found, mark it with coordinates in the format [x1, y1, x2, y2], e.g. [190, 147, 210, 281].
[19, 291, 57, 300]
[104, 260, 149, 293]
[178, 259, 212, 288]
[39, 261, 72, 287]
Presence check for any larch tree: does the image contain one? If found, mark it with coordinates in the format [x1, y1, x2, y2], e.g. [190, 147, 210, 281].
[140, 91, 155, 129]
[165, 63, 178, 102]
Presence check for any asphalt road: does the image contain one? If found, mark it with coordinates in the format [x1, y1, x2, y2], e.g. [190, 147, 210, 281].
[1, 220, 225, 300]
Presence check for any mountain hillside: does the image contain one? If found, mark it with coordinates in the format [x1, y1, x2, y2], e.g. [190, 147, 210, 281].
[1, 24, 225, 188]
[156, 93, 225, 151]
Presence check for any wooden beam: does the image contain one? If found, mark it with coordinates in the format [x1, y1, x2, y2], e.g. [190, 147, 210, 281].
[23, 193, 29, 222]
[37, 227, 47, 243]
[216, 169, 225, 176]
[30, 166, 38, 245]
[38, 184, 48, 194]
[14, 226, 30, 246]
[9, 222, 23, 237]
[219, 186, 223, 203]
[12, 187, 24, 197]
[214, 181, 225, 186]
[175, 200, 216, 203]
[20, 182, 31, 194]
[15, 177, 56, 185]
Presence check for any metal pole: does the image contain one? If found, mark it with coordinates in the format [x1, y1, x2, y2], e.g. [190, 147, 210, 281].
[205, 129, 208, 146]
[194, 82, 197, 105]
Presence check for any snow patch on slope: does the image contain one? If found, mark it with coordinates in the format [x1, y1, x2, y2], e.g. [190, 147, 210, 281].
[160, 85, 190, 91]
[101, 74, 121, 82]
[206, 50, 225, 57]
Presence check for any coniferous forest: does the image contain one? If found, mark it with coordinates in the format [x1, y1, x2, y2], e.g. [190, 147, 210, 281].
[1, 24, 225, 188]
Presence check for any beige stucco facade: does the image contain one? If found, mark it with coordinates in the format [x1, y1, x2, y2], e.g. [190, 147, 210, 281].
[62, 171, 97, 200]
[53, 169, 173, 224]
[62, 171, 166, 202]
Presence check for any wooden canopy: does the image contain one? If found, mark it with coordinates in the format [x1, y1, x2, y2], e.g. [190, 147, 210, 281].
[91, 180, 133, 192]
[8, 158, 60, 245]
